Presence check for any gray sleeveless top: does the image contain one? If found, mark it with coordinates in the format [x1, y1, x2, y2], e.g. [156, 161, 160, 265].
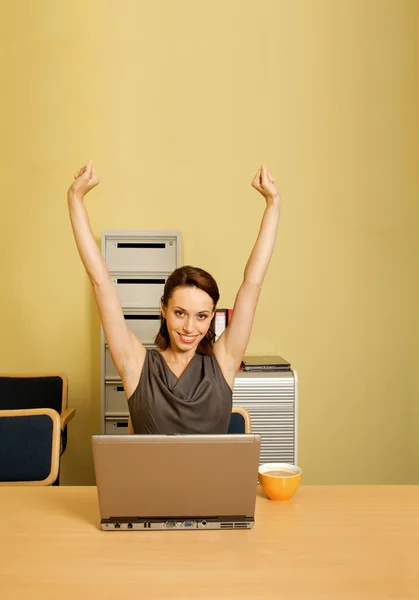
[128, 349, 233, 434]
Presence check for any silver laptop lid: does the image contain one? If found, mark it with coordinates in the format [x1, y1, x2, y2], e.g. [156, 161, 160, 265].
[92, 434, 260, 521]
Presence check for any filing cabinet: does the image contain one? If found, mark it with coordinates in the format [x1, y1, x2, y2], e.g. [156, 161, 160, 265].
[100, 230, 181, 434]
[232, 369, 299, 466]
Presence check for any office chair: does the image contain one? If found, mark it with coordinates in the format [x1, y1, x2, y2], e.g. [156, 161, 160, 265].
[0, 373, 76, 484]
[0, 373, 75, 454]
[227, 406, 252, 434]
[126, 406, 252, 434]
[0, 408, 61, 486]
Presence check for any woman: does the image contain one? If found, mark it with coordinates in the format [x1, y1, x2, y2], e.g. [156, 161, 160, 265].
[68, 161, 280, 434]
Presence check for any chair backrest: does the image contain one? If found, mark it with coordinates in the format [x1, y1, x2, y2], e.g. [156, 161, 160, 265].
[227, 406, 252, 434]
[127, 406, 252, 435]
[0, 408, 61, 486]
[0, 373, 68, 413]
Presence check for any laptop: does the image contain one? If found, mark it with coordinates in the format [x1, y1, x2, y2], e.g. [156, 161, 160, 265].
[242, 355, 290, 371]
[92, 434, 261, 531]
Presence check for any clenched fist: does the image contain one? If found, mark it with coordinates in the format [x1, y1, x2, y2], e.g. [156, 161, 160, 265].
[67, 160, 100, 200]
[251, 165, 279, 205]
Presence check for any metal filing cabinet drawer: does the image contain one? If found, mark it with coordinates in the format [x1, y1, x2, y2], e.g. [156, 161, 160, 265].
[105, 382, 129, 414]
[123, 312, 161, 344]
[111, 274, 167, 309]
[103, 311, 160, 346]
[104, 348, 119, 379]
[105, 235, 178, 272]
[104, 417, 129, 434]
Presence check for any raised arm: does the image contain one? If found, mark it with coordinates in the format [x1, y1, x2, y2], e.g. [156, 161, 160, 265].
[67, 161, 145, 397]
[214, 165, 280, 385]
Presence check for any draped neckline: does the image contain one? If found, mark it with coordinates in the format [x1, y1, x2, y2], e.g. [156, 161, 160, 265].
[156, 351, 199, 383]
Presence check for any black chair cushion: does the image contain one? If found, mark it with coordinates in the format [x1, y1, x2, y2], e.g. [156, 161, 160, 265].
[227, 412, 246, 434]
[0, 377, 63, 412]
[0, 415, 53, 482]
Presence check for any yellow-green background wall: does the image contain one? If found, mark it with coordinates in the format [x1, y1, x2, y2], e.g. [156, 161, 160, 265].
[404, 2, 419, 484]
[1, 0, 418, 485]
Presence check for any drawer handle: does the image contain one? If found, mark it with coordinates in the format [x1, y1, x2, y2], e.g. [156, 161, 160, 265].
[117, 243, 166, 249]
[117, 279, 165, 284]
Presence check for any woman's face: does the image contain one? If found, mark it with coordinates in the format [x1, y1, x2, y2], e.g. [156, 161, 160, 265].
[162, 286, 215, 352]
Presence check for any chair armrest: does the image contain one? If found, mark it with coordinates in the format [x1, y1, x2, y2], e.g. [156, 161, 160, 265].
[60, 408, 76, 431]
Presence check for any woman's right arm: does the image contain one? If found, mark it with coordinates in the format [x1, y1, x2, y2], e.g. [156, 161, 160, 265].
[67, 161, 146, 397]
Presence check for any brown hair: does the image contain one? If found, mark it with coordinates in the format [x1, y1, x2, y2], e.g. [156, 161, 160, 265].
[155, 266, 219, 356]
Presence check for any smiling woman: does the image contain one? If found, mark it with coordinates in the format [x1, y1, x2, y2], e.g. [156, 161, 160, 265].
[67, 161, 280, 434]
[156, 267, 219, 357]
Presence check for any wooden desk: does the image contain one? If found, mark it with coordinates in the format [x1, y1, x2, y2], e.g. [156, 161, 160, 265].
[0, 486, 418, 599]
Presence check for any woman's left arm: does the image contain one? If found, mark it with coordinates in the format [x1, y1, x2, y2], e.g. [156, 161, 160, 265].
[214, 165, 280, 382]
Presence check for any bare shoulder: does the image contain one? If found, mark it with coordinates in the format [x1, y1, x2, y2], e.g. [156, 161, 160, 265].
[120, 334, 147, 399]
[212, 345, 236, 391]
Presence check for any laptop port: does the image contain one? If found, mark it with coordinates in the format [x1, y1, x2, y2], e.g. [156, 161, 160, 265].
[127, 523, 133, 529]
[165, 521, 176, 528]
[114, 523, 120, 529]
[183, 521, 196, 528]
[201, 520, 207, 527]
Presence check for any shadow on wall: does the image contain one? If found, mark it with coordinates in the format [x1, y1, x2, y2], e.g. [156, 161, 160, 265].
[61, 270, 102, 485]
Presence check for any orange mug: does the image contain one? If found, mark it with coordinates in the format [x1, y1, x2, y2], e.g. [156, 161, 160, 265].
[258, 462, 302, 501]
